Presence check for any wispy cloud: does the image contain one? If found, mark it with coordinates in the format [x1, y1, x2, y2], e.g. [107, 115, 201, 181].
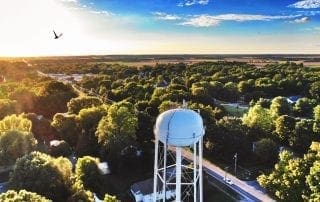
[297, 10, 320, 15]
[289, 0, 320, 9]
[180, 15, 219, 27]
[290, 16, 310, 23]
[180, 14, 301, 27]
[90, 10, 114, 16]
[153, 12, 181, 20]
[177, 0, 209, 7]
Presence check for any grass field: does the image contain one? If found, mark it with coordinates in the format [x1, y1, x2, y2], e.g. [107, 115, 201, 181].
[221, 104, 248, 117]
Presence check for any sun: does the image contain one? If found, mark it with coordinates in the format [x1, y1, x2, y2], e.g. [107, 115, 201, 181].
[0, 0, 87, 57]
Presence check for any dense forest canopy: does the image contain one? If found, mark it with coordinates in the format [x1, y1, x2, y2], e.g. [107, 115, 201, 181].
[0, 58, 319, 201]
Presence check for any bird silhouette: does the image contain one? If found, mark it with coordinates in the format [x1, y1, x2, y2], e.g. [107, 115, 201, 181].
[53, 30, 63, 39]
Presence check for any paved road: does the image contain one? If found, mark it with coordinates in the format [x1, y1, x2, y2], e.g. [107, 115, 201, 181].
[180, 148, 275, 202]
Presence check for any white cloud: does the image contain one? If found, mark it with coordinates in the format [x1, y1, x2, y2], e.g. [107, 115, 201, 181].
[177, 0, 209, 7]
[289, 0, 320, 9]
[180, 14, 301, 27]
[90, 10, 114, 16]
[180, 15, 220, 27]
[297, 10, 320, 15]
[290, 16, 310, 23]
[153, 12, 181, 20]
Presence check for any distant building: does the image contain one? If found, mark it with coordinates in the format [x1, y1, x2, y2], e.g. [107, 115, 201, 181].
[50, 140, 62, 147]
[130, 178, 175, 202]
[287, 95, 302, 104]
[98, 162, 110, 175]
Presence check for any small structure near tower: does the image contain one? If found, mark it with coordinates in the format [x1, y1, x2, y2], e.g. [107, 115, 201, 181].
[153, 108, 205, 202]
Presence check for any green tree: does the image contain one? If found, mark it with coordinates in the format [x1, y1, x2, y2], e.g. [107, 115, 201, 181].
[158, 100, 180, 113]
[294, 97, 316, 118]
[258, 143, 320, 201]
[77, 105, 108, 133]
[255, 98, 271, 109]
[51, 113, 80, 147]
[9, 151, 73, 201]
[290, 119, 314, 153]
[270, 96, 292, 119]
[237, 80, 254, 94]
[75, 156, 101, 192]
[49, 140, 72, 157]
[258, 150, 307, 201]
[253, 138, 278, 165]
[275, 115, 296, 143]
[310, 81, 320, 101]
[208, 117, 251, 161]
[9, 87, 36, 113]
[103, 194, 118, 202]
[0, 190, 50, 202]
[0, 99, 17, 119]
[0, 114, 32, 132]
[96, 102, 137, 150]
[23, 113, 56, 144]
[0, 130, 37, 165]
[75, 105, 108, 157]
[306, 160, 320, 201]
[35, 80, 77, 118]
[222, 82, 239, 102]
[69, 181, 94, 202]
[242, 104, 273, 134]
[313, 105, 320, 134]
[67, 96, 103, 114]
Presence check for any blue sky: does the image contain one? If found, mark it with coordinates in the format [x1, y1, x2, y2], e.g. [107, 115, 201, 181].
[1, 0, 320, 56]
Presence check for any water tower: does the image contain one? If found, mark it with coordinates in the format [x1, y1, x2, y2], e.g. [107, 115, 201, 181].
[153, 108, 205, 202]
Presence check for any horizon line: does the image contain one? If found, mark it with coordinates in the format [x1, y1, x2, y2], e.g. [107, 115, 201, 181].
[1, 53, 320, 59]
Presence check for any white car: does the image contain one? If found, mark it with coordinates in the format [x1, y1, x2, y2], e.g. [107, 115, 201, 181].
[223, 178, 233, 185]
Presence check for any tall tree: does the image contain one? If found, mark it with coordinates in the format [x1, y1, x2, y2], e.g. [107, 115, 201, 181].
[270, 96, 292, 119]
[310, 81, 320, 101]
[96, 102, 137, 166]
[294, 97, 316, 118]
[35, 80, 77, 118]
[0, 130, 37, 166]
[253, 138, 278, 165]
[242, 104, 273, 136]
[9, 151, 73, 202]
[52, 113, 80, 147]
[306, 160, 320, 201]
[67, 96, 103, 115]
[0, 114, 32, 132]
[75, 156, 101, 193]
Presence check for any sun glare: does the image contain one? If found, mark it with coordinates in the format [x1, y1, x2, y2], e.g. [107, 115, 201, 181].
[0, 0, 88, 57]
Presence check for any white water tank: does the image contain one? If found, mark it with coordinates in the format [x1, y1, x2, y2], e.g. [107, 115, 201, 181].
[154, 108, 205, 147]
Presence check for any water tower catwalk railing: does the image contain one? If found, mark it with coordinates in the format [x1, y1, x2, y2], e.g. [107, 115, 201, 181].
[153, 108, 205, 202]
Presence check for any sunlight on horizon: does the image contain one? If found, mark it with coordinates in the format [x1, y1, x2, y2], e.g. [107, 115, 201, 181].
[0, 0, 319, 57]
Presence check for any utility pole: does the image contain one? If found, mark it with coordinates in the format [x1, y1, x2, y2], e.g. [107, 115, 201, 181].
[233, 153, 238, 176]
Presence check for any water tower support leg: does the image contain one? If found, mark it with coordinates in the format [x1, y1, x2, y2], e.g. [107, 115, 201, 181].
[193, 142, 197, 201]
[176, 147, 182, 202]
[199, 137, 203, 202]
[153, 139, 159, 202]
[162, 142, 167, 201]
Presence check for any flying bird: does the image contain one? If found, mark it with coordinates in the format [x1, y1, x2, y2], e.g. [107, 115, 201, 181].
[53, 30, 63, 39]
